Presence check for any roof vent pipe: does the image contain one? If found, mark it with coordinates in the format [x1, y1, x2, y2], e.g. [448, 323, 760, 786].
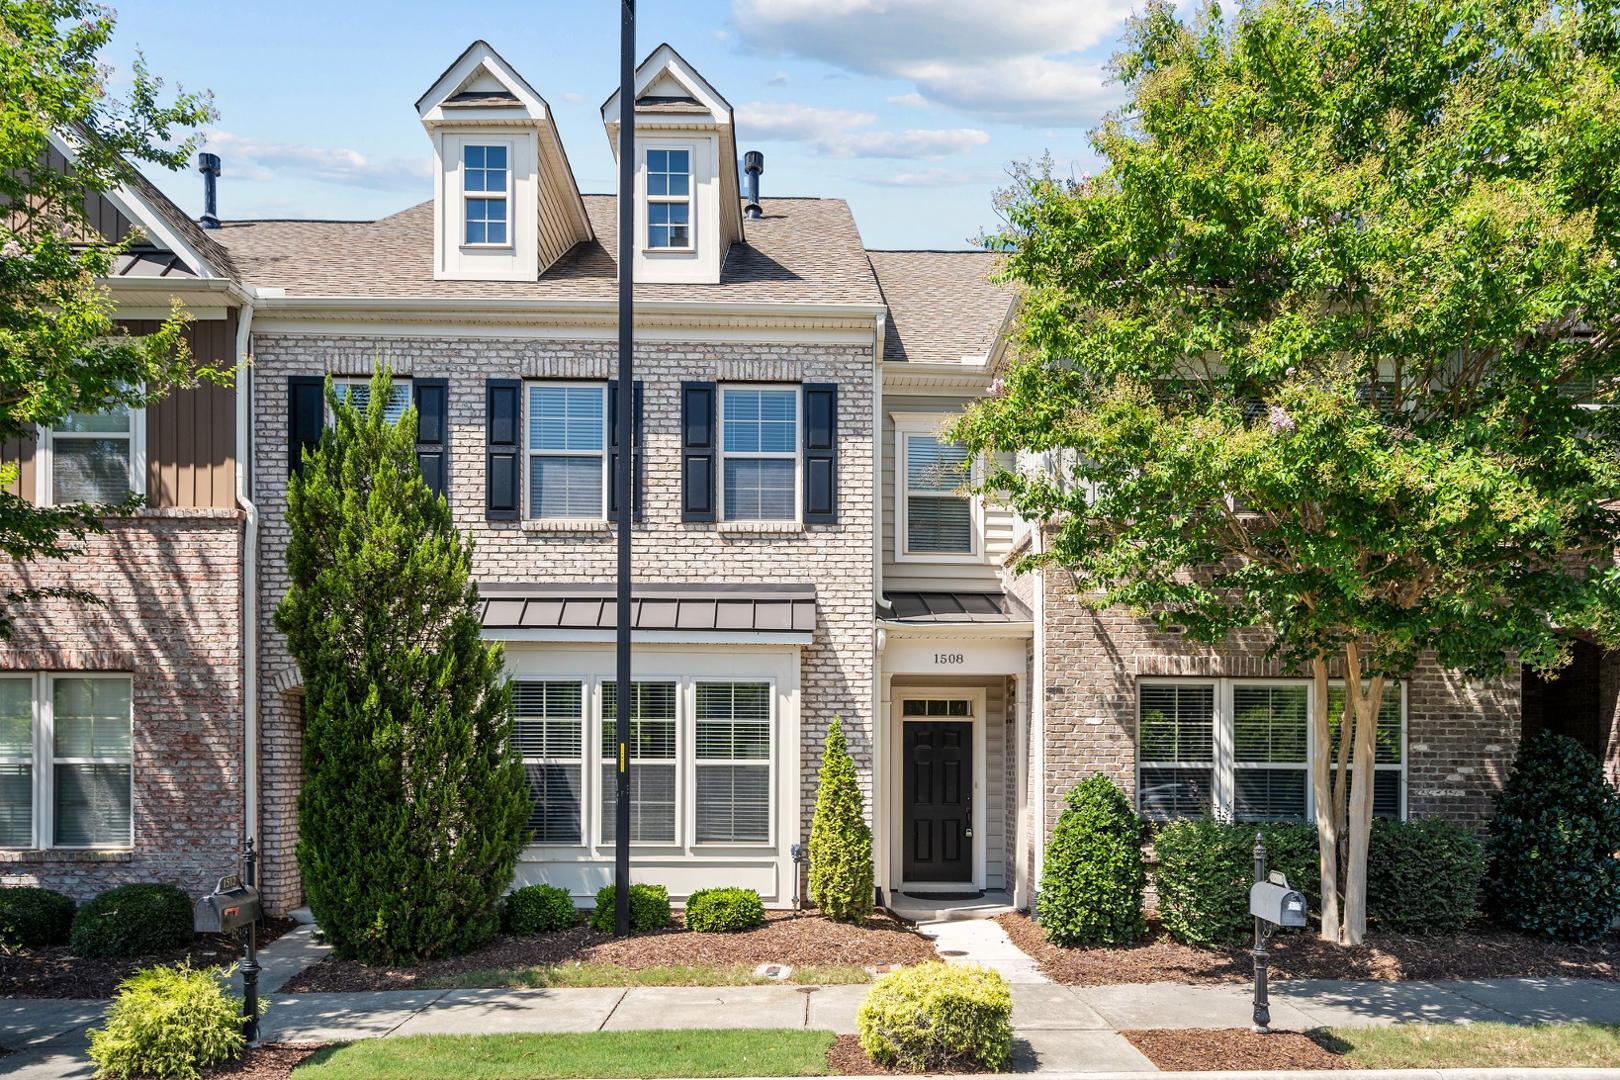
[197, 152, 221, 229]
[743, 150, 763, 219]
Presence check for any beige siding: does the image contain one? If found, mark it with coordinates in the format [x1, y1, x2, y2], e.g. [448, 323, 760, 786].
[122, 314, 239, 510]
[536, 156, 582, 273]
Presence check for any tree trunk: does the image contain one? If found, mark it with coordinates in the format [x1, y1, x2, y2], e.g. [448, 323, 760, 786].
[1329, 659, 1354, 941]
[1309, 655, 1341, 943]
[1340, 641, 1384, 946]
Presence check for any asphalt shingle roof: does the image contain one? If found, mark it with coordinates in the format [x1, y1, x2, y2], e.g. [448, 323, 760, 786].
[866, 249, 1014, 365]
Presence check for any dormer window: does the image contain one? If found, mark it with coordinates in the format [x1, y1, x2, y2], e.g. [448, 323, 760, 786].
[463, 144, 509, 246]
[646, 148, 691, 249]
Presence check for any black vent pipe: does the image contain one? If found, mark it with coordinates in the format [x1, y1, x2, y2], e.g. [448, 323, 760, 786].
[743, 150, 763, 219]
[198, 152, 221, 229]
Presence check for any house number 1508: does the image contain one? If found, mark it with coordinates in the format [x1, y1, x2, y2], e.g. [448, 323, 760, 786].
[933, 653, 965, 665]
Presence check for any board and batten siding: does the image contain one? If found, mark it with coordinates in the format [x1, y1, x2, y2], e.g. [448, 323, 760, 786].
[882, 394, 1016, 592]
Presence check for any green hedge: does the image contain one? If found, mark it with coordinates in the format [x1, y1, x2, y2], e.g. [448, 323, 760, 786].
[1037, 776, 1147, 946]
[589, 883, 671, 934]
[1152, 820, 1319, 947]
[0, 885, 76, 948]
[87, 963, 251, 1080]
[505, 884, 578, 935]
[71, 884, 195, 958]
[856, 961, 1012, 1072]
[686, 887, 766, 933]
[1367, 818, 1485, 934]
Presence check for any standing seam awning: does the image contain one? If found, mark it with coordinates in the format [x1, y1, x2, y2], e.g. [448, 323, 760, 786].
[479, 581, 817, 634]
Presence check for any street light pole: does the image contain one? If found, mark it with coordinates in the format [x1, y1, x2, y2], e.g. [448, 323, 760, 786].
[614, 0, 636, 939]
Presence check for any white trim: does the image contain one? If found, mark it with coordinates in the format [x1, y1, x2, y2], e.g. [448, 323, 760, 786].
[890, 687, 988, 892]
[718, 383, 802, 526]
[689, 679, 777, 849]
[35, 402, 146, 508]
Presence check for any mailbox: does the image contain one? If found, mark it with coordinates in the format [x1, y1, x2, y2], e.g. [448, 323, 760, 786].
[1249, 880, 1307, 929]
[204, 874, 262, 934]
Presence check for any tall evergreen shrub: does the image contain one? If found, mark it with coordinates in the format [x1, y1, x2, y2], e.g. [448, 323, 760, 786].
[277, 370, 528, 965]
[1037, 776, 1147, 946]
[808, 717, 873, 922]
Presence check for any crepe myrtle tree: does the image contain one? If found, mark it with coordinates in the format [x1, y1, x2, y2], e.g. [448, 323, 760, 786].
[956, 0, 1620, 945]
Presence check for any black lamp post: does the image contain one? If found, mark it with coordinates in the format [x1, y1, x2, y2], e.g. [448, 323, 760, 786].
[613, 0, 636, 939]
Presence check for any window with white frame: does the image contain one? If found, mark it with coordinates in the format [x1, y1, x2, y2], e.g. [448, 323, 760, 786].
[41, 403, 141, 506]
[601, 681, 678, 844]
[332, 379, 411, 425]
[646, 148, 691, 249]
[528, 383, 607, 519]
[0, 674, 132, 849]
[720, 386, 798, 521]
[514, 681, 584, 845]
[694, 682, 771, 844]
[1137, 679, 1405, 823]
[901, 431, 975, 557]
[463, 144, 509, 246]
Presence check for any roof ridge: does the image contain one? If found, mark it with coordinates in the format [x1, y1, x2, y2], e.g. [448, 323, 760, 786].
[868, 247, 995, 254]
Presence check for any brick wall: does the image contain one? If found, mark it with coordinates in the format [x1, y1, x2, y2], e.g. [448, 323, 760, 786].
[249, 333, 876, 914]
[0, 512, 244, 899]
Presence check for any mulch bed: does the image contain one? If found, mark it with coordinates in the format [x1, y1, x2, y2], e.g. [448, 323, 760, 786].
[998, 911, 1620, 985]
[282, 910, 937, 992]
[825, 1034, 987, 1075]
[204, 1044, 325, 1079]
[0, 916, 300, 1000]
[1124, 1028, 1351, 1071]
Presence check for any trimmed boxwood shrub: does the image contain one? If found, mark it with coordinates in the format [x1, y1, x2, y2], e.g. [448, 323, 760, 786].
[1152, 819, 1319, 947]
[1486, 733, 1620, 942]
[88, 963, 250, 1080]
[1037, 775, 1147, 946]
[590, 883, 671, 934]
[1367, 818, 1485, 934]
[0, 885, 76, 948]
[505, 884, 578, 935]
[71, 884, 195, 958]
[686, 887, 766, 933]
[856, 961, 1012, 1072]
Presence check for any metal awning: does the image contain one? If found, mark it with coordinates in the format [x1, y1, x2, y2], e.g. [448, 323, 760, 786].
[479, 581, 817, 634]
[881, 591, 1031, 624]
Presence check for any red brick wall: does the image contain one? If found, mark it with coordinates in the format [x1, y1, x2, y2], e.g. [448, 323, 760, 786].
[0, 512, 245, 900]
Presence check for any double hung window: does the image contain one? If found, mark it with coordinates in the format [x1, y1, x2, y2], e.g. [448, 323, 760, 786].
[0, 674, 133, 849]
[1327, 684, 1406, 819]
[463, 144, 509, 246]
[646, 148, 691, 249]
[901, 432, 975, 557]
[43, 404, 141, 505]
[513, 681, 584, 845]
[527, 384, 608, 519]
[332, 379, 411, 425]
[720, 386, 797, 521]
[694, 682, 771, 844]
[600, 681, 678, 844]
[1137, 683, 1216, 821]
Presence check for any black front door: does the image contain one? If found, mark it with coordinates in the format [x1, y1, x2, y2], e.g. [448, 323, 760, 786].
[902, 721, 973, 882]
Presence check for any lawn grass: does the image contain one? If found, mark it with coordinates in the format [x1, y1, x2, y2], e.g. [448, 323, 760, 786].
[436, 961, 872, 989]
[292, 1029, 836, 1078]
[1326, 1022, 1620, 1069]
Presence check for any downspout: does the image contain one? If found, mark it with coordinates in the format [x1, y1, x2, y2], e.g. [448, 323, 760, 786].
[234, 300, 258, 852]
[1031, 523, 1047, 899]
[869, 311, 888, 907]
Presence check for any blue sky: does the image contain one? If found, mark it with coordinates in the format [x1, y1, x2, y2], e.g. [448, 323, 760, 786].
[107, 1, 1139, 250]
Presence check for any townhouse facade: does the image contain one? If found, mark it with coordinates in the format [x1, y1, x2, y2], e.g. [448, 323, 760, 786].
[5, 40, 1612, 919]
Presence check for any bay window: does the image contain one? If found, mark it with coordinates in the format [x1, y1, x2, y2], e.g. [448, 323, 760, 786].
[0, 674, 133, 850]
[694, 682, 771, 844]
[600, 681, 678, 844]
[720, 386, 798, 521]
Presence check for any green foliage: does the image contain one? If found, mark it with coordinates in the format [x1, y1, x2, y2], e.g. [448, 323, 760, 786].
[589, 884, 671, 934]
[70, 884, 194, 958]
[278, 370, 528, 965]
[856, 961, 1013, 1072]
[1, 1, 226, 638]
[685, 887, 766, 933]
[1486, 733, 1620, 942]
[0, 884, 75, 948]
[1037, 776, 1147, 946]
[504, 885, 577, 936]
[87, 963, 250, 1080]
[1153, 820, 1319, 947]
[1367, 819, 1486, 934]
[807, 718, 874, 923]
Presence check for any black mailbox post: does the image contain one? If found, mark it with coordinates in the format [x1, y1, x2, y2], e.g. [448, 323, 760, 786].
[207, 840, 263, 1042]
[1248, 832, 1307, 1034]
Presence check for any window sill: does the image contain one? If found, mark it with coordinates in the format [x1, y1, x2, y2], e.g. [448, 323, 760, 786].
[0, 848, 134, 864]
[715, 520, 802, 535]
[896, 552, 984, 564]
[521, 518, 612, 533]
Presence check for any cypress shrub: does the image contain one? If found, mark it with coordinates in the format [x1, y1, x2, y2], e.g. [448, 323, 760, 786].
[1036, 775, 1147, 946]
[504, 885, 578, 935]
[0, 885, 75, 948]
[88, 963, 250, 1080]
[590, 883, 671, 934]
[686, 887, 766, 932]
[1486, 733, 1620, 942]
[1152, 819, 1318, 947]
[1367, 818, 1485, 934]
[71, 884, 194, 958]
[808, 717, 874, 923]
[856, 962, 1012, 1072]
[277, 370, 529, 965]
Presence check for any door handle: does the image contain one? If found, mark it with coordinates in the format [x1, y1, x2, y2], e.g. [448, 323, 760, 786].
[965, 795, 973, 839]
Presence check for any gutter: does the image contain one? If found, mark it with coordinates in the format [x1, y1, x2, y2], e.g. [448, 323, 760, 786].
[233, 301, 258, 852]
[248, 293, 890, 321]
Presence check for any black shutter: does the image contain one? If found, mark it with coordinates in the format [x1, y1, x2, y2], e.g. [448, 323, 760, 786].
[607, 380, 645, 521]
[287, 375, 324, 476]
[681, 381, 716, 522]
[803, 383, 838, 524]
[485, 378, 521, 520]
[413, 378, 449, 498]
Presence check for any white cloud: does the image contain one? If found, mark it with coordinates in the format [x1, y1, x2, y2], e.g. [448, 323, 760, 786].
[562, 92, 585, 104]
[887, 92, 929, 109]
[202, 130, 430, 191]
[731, 0, 1131, 126]
[736, 101, 988, 159]
[858, 166, 1001, 188]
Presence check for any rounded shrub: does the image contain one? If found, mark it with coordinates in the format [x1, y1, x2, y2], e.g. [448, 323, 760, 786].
[87, 962, 250, 1080]
[686, 887, 766, 933]
[589, 883, 671, 934]
[808, 718, 874, 923]
[856, 961, 1012, 1072]
[71, 884, 195, 958]
[1367, 818, 1485, 934]
[1152, 819, 1319, 947]
[0, 885, 76, 948]
[505, 884, 578, 935]
[1037, 775, 1147, 946]
[1486, 733, 1620, 942]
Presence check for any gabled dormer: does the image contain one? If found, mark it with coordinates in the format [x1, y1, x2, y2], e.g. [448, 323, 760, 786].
[601, 44, 743, 285]
[417, 41, 591, 282]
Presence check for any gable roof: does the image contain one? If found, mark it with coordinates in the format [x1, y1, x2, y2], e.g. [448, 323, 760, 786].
[866, 249, 1014, 365]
